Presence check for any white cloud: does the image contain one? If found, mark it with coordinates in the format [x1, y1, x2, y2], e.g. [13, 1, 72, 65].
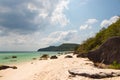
[86, 19, 98, 24]
[42, 30, 77, 45]
[100, 16, 119, 28]
[27, 3, 37, 11]
[80, 24, 92, 30]
[0, 30, 78, 51]
[80, 18, 97, 30]
[0, 0, 71, 51]
[0, 31, 46, 51]
[50, 0, 70, 26]
[0, 0, 70, 35]
[39, 12, 48, 19]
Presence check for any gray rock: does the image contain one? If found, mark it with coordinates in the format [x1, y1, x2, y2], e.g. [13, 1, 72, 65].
[68, 69, 120, 79]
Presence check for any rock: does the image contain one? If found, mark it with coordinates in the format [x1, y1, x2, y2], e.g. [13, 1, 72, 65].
[0, 65, 17, 70]
[68, 69, 120, 79]
[11, 66, 17, 69]
[0, 65, 10, 70]
[88, 36, 120, 64]
[40, 54, 49, 60]
[111, 72, 118, 77]
[76, 53, 88, 58]
[50, 55, 58, 59]
[12, 56, 17, 58]
[99, 72, 107, 78]
[65, 55, 73, 58]
[115, 72, 120, 76]
[90, 74, 102, 79]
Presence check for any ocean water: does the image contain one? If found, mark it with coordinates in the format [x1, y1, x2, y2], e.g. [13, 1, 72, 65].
[0, 51, 60, 65]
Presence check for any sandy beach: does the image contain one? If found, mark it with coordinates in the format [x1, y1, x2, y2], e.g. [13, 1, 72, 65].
[0, 54, 120, 80]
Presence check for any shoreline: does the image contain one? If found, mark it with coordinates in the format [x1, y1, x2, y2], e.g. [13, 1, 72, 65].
[0, 51, 61, 65]
[0, 54, 120, 80]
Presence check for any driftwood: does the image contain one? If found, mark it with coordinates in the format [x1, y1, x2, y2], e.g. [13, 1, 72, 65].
[68, 68, 120, 79]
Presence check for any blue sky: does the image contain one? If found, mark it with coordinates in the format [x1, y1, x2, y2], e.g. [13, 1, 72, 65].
[0, 0, 120, 51]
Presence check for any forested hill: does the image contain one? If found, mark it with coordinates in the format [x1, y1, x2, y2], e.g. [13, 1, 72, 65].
[38, 43, 79, 51]
[75, 18, 120, 53]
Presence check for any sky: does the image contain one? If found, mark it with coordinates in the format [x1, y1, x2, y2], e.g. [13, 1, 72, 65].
[0, 0, 120, 51]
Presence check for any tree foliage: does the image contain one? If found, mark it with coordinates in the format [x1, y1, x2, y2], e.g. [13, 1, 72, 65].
[38, 43, 79, 51]
[76, 18, 120, 53]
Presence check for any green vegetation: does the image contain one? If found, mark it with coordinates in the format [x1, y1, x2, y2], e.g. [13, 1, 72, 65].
[38, 43, 79, 51]
[76, 18, 120, 53]
[109, 61, 120, 69]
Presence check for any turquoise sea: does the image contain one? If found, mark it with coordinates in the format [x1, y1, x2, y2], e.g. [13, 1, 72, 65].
[0, 51, 60, 65]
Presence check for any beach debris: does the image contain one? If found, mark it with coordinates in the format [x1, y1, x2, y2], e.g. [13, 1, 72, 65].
[68, 68, 120, 79]
[0, 65, 17, 70]
[50, 55, 58, 59]
[65, 55, 73, 58]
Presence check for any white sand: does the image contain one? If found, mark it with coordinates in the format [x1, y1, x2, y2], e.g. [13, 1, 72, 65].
[0, 54, 120, 80]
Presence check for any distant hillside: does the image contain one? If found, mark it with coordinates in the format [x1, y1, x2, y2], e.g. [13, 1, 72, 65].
[38, 43, 79, 51]
[75, 18, 120, 53]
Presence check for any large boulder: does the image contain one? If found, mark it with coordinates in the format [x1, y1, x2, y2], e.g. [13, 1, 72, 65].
[88, 36, 120, 64]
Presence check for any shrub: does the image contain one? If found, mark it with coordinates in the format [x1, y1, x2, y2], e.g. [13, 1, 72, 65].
[109, 61, 120, 69]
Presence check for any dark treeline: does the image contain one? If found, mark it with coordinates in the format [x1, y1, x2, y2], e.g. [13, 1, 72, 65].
[38, 43, 79, 51]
